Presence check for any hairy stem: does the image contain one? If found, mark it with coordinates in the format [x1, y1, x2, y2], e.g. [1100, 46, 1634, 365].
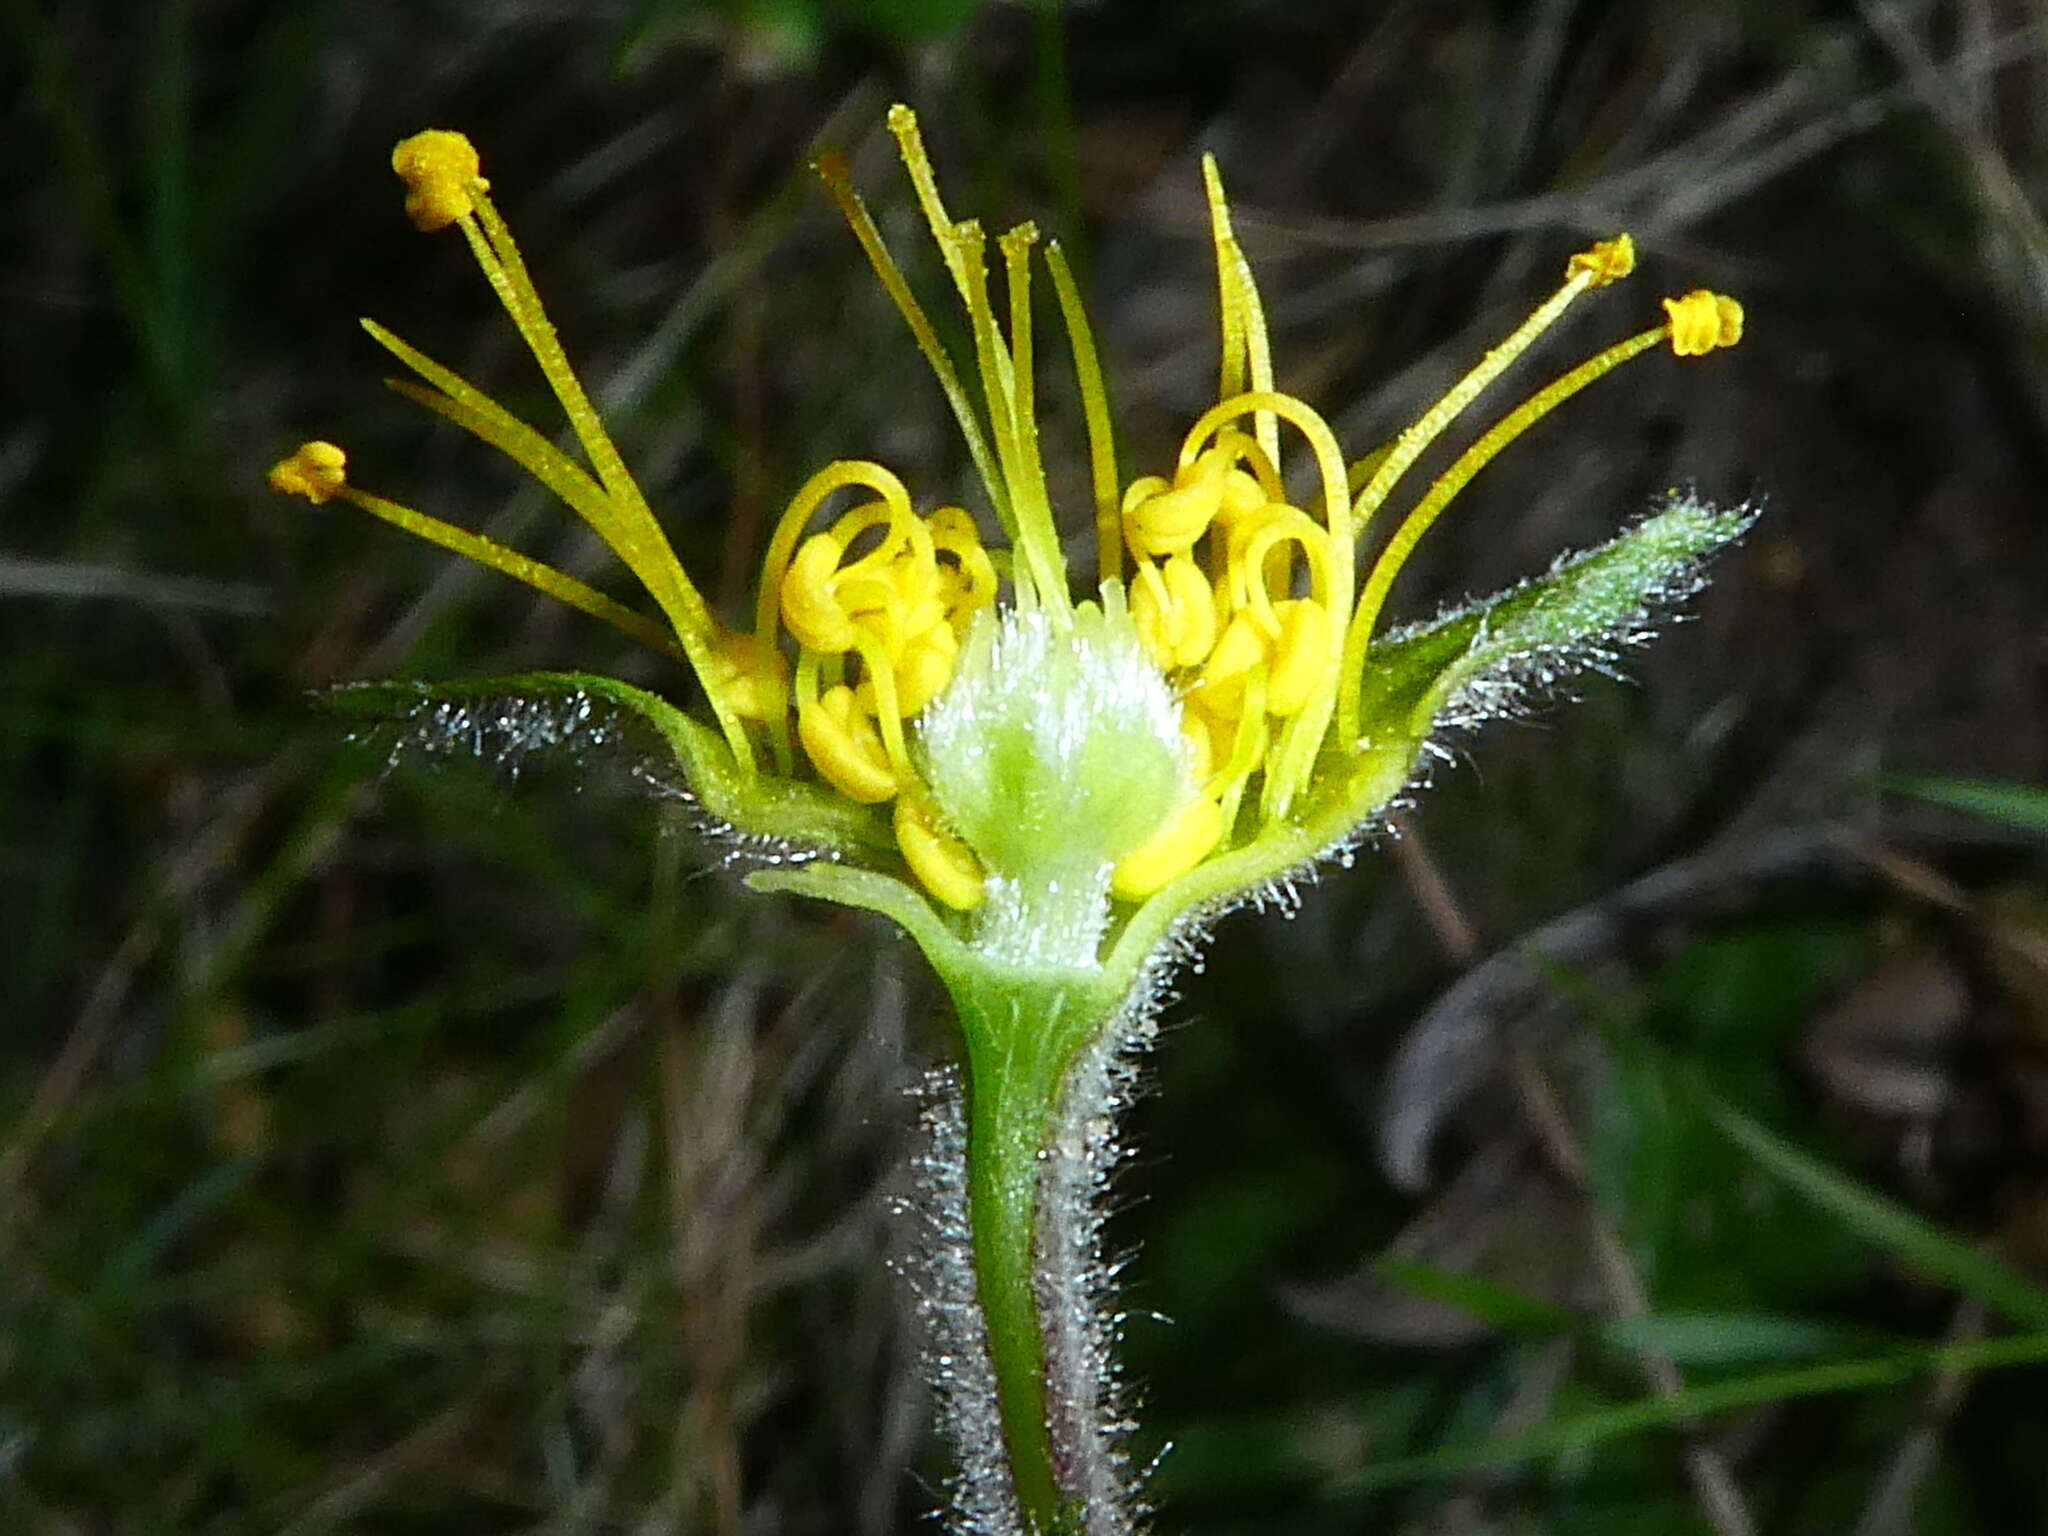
[952, 969, 1117, 1531]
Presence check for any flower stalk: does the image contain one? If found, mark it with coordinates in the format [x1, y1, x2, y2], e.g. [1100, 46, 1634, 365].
[273, 110, 1755, 1532]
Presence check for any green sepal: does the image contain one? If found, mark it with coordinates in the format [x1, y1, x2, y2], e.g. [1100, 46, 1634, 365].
[1356, 493, 1757, 745]
[319, 670, 894, 862]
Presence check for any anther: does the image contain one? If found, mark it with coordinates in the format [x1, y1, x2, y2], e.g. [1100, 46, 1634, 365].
[1110, 795, 1226, 901]
[390, 130, 487, 232]
[1566, 234, 1635, 288]
[1664, 290, 1745, 356]
[267, 441, 349, 503]
[895, 797, 985, 911]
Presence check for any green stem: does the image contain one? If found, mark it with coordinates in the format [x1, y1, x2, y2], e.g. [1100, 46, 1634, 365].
[951, 968, 1115, 1532]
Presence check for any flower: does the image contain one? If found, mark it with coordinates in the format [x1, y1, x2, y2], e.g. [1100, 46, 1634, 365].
[272, 112, 1756, 1533]
[272, 111, 1747, 996]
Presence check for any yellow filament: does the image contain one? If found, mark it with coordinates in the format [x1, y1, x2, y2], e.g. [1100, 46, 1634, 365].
[1350, 235, 1634, 537]
[1201, 155, 1279, 466]
[366, 322, 643, 568]
[456, 194, 712, 648]
[1334, 235, 1635, 748]
[1347, 325, 1668, 667]
[812, 151, 1008, 526]
[1045, 240, 1122, 590]
[268, 444, 682, 659]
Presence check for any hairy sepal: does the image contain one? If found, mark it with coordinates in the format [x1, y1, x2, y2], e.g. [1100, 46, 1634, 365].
[320, 671, 894, 862]
[1357, 493, 1756, 743]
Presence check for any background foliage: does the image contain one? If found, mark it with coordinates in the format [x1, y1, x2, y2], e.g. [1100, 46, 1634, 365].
[5, 1, 2047, 1531]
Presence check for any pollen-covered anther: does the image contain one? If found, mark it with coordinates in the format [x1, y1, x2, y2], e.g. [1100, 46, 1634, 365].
[895, 797, 985, 911]
[797, 684, 897, 803]
[1566, 233, 1636, 287]
[1664, 290, 1745, 356]
[1110, 793, 1226, 901]
[391, 129, 487, 232]
[267, 440, 349, 503]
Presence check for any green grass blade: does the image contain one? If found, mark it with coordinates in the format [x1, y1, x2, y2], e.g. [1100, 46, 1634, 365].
[1345, 1329, 2048, 1490]
[1886, 775, 2048, 837]
[1703, 1095, 2048, 1329]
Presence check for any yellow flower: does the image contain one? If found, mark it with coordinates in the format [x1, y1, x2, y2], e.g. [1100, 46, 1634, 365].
[272, 114, 1744, 956]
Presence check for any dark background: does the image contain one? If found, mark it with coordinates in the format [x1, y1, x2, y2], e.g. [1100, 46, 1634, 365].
[6, 1, 2048, 1531]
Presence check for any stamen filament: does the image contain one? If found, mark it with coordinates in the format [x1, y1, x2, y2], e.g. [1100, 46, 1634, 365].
[1045, 240, 1122, 590]
[1202, 156, 1279, 466]
[341, 483, 682, 659]
[456, 194, 720, 656]
[1335, 235, 1633, 746]
[813, 151, 1010, 529]
[1345, 324, 1667, 678]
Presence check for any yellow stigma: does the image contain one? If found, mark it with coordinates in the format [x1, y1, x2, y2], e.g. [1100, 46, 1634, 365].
[1664, 289, 1745, 356]
[268, 440, 348, 503]
[391, 130, 486, 232]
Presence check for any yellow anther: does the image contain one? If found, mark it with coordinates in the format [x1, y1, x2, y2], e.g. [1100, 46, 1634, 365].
[1131, 554, 1218, 671]
[390, 130, 486, 232]
[895, 797, 985, 911]
[1265, 599, 1330, 718]
[1664, 290, 1745, 356]
[1180, 712, 1216, 784]
[797, 684, 898, 804]
[1566, 234, 1636, 288]
[267, 440, 348, 503]
[1218, 465, 1268, 523]
[708, 632, 788, 723]
[782, 533, 862, 652]
[1111, 794, 1227, 901]
[1123, 447, 1230, 559]
[1192, 611, 1267, 719]
[928, 506, 998, 627]
[860, 620, 958, 718]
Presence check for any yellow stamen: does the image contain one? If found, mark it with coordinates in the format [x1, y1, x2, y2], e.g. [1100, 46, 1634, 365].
[895, 796, 986, 911]
[269, 443, 682, 660]
[1178, 390, 1354, 818]
[391, 130, 486, 232]
[758, 461, 919, 647]
[1344, 292, 1744, 718]
[1335, 234, 1636, 747]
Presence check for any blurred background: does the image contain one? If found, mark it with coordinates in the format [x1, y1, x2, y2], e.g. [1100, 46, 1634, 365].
[6, 0, 2048, 1531]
